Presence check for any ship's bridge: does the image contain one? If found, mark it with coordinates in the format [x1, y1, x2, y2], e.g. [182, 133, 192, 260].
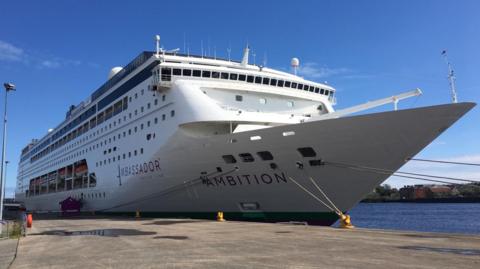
[148, 52, 336, 121]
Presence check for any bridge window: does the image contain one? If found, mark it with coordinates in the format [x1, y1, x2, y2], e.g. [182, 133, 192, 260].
[278, 80, 284, 87]
[255, 76, 262, 84]
[270, 79, 277, 86]
[161, 68, 171, 81]
[212, 71, 220, 78]
[173, 68, 181, 76]
[291, 82, 297, 88]
[315, 87, 320, 93]
[325, 90, 330, 96]
[192, 70, 201, 77]
[285, 81, 291, 87]
[182, 69, 192, 76]
[202, 70, 211, 78]
[320, 88, 325, 94]
[221, 72, 229, 79]
[247, 75, 254, 83]
[230, 73, 238, 80]
[238, 74, 246, 81]
[309, 86, 314, 92]
[262, 77, 270, 85]
[297, 84, 303, 90]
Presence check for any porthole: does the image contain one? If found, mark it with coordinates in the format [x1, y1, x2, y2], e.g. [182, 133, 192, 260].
[222, 155, 237, 164]
[239, 153, 255, 162]
[297, 147, 317, 157]
[257, 151, 274, 161]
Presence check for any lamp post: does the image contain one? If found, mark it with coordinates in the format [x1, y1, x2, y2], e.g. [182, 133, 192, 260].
[4, 161, 8, 201]
[0, 83, 15, 221]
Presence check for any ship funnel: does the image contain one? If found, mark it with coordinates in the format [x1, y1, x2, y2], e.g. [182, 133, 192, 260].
[241, 46, 250, 66]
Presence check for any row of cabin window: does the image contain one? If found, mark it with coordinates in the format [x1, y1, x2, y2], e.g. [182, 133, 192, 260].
[26, 75, 163, 161]
[27, 106, 173, 179]
[96, 148, 144, 167]
[31, 89, 164, 164]
[161, 67, 334, 97]
[50, 108, 172, 172]
[27, 90, 165, 175]
[30, 96, 129, 163]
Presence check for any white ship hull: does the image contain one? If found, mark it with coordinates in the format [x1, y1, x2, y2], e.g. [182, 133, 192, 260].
[17, 102, 474, 225]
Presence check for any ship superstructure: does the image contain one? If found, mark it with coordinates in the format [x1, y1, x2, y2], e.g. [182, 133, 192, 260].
[15, 37, 475, 225]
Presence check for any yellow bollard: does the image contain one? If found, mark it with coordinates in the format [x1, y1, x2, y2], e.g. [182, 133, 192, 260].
[339, 214, 354, 229]
[217, 211, 225, 222]
[135, 210, 141, 219]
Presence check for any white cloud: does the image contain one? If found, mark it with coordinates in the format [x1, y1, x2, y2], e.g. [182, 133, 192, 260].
[0, 39, 92, 69]
[40, 60, 61, 69]
[297, 62, 350, 79]
[0, 40, 25, 62]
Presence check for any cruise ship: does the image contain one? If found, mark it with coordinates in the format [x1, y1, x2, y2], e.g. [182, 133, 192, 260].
[15, 36, 475, 225]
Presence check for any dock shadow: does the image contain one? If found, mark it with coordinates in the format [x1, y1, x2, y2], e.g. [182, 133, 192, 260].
[143, 220, 205, 226]
[398, 246, 480, 256]
[153, 235, 189, 240]
[30, 228, 156, 237]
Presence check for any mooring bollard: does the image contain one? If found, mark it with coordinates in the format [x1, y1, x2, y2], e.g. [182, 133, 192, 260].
[217, 211, 225, 222]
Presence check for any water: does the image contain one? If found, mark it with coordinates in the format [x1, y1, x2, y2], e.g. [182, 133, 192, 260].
[346, 203, 480, 235]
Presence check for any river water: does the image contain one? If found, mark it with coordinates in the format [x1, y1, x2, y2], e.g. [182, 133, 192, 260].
[344, 203, 480, 234]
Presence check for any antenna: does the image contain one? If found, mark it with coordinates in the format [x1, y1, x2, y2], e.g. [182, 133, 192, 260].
[155, 35, 160, 57]
[252, 49, 256, 66]
[201, 40, 204, 58]
[214, 46, 217, 59]
[227, 46, 231, 62]
[207, 37, 211, 57]
[442, 50, 458, 103]
[183, 32, 186, 53]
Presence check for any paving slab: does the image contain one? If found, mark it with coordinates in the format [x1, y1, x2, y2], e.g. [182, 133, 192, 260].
[0, 238, 18, 269]
[8, 216, 480, 269]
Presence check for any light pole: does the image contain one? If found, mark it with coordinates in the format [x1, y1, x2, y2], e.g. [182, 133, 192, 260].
[0, 83, 15, 221]
[4, 161, 8, 201]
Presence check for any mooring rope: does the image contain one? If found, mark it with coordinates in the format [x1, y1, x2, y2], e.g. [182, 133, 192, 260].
[406, 158, 480, 167]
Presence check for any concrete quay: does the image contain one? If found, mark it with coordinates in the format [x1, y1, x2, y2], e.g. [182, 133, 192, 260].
[3, 216, 480, 269]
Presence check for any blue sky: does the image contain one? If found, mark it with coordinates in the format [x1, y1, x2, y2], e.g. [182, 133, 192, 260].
[0, 0, 479, 196]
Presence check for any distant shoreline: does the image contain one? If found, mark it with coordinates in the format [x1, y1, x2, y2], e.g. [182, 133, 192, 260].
[361, 197, 480, 203]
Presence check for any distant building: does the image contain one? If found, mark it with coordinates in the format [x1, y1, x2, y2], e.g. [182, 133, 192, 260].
[399, 184, 453, 200]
